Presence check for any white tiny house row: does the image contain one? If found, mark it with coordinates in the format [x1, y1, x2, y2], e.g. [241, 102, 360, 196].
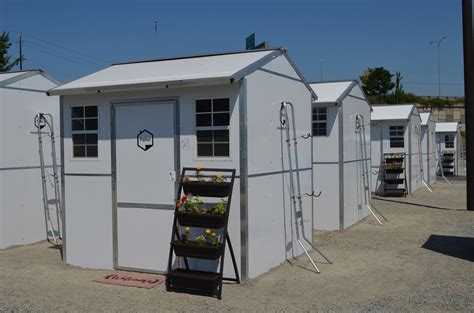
[419, 112, 437, 185]
[0, 70, 60, 249]
[371, 104, 423, 195]
[48, 48, 317, 280]
[435, 122, 460, 176]
[309, 81, 372, 230]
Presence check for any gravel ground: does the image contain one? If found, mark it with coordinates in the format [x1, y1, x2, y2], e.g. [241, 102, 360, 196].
[0, 179, 473, 312]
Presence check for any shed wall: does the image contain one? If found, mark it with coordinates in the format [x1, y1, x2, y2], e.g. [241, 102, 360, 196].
[0, 75, 59, 249]
[62, 84, 242, 277]
[245, 56, 312, 278]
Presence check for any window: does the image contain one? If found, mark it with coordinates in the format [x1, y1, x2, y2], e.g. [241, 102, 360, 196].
[312, 107, 327, 136]
[389, 126, 404, 148]
[71, 106, 98, 158]
[195, 98, 230, 157]
[445, 135, 455, 149]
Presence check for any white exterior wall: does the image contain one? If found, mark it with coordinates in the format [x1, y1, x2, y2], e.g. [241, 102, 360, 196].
[245, 56, 312, 278]
[371, 115, 423, 195]
[421, 119, 437, 185]
[312, 106, 340, 230]
[62, 84, 242, 275]
[341, 87, 371, 228]
[0, 75, 59, 249]
[436, 131, 460, 175]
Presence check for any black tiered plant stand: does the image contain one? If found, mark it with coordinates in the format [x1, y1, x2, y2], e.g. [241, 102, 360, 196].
[166, 167, 240, 299]
[382, 153, 408, 197]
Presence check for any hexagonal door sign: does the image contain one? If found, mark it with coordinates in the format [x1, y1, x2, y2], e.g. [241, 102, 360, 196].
[137, 129, 154, 151]
[34, 114, 46, 129]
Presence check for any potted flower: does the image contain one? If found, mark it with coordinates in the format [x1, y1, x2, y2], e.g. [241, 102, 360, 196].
[172, 228, 223, 260]
[175, 197, 227, 228]
[181, 167, 231, 197]
[385, 161, 404, 173]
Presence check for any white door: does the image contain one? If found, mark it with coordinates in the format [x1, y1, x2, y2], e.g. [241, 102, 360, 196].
[113, 100, 177, 272]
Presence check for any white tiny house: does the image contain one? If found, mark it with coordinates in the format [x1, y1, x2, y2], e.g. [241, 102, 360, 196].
[48, 48, 317, 280]
[435, 122, 460, 176]
[309, 81, 372, 230]
[0, 70, 60, 249]
[371, 104, 423, 195]
[419, 112, 437, 185]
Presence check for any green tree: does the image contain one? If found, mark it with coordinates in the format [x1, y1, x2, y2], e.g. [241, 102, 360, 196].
[0, 32, 21, 72]
[359, 67, 395, 96]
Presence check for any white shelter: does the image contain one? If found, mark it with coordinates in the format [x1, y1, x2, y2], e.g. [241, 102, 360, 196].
[371, 104, 423, 195]
[310, 80, 372, 230]
[48, 48, 317, 280]
[435, 122, 461, 176]
[419, 112, 437, 185]
[0, 70, 60, 249]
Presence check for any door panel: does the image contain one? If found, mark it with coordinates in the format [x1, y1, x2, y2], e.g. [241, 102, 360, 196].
[114, 101, 176, 272]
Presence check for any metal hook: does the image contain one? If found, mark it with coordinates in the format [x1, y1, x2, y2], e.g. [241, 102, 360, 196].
[305, 191, 322, 198]
[372, 170, 379, 175]
[301, 133, 312, 139]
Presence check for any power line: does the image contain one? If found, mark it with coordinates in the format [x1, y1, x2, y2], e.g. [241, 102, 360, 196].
[23, 42, 102, 69]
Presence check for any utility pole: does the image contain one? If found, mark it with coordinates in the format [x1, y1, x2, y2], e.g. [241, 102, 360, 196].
[18, 34, 24, 70]
[429, 36, 447, 98]
[462, 0, 473, 211]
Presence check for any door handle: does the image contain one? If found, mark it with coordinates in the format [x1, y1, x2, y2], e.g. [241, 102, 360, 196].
[169, 170, 176, 181]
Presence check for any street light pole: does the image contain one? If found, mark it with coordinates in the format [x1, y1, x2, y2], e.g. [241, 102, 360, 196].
[429, 36, 447, 98]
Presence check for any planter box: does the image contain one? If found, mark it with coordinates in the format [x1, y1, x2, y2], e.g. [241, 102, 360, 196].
[182, 181, 231, 197]
[167, 269, 219, 295]
[384, 178, 405, 185]
[385, 158, 404, 163]
[172, 241, 223, 260]
[385, 168, 404, 174]
[176, 212, 225, 228]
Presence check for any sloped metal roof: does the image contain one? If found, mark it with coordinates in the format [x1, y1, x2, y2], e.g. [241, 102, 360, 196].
[0, 69, 59, 87]
[371, 104, 416, 121]
[420, 112, 433, 125]
[49, 49, 288, 96]
[435, 122, 459, 133]
[309, 80, 356, 103]
[0, 71, 26, 82]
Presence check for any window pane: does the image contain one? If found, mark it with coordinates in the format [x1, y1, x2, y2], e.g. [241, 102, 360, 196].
[214, 143, 229, 157]
[72, 134, 86, 145]
[213, 113, 230, 126]
[196, 114, 212, 127]
[86, 145, 98, 157]
[85, 118, 98, 130]
[213, 130, 229, 142]
[213, 98, 230, 112]
[85, 106, 98, 118]
[72, 119, 85, 131]
[196, 99, 212, 112]
[197, 143, 213, 156]
[196, 130, 213, 143]
[72, 107, 84, 118]
[73, 145, 86, 157]
[86, 133, 98, 144]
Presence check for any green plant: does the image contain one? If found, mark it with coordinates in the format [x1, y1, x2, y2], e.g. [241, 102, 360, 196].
[176, 194, 203, 213]
[209, 172, 226, 183]
[207, 200, 227, 215]
[196, 229, 220, 246]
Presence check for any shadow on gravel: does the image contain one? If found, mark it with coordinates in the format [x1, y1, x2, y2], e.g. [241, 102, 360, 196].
[372, 197, 466, 211]
[48, 244, 63, 260]
[422, 234, 474, 262]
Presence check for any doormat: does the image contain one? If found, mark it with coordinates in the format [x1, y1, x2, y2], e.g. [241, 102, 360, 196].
[94, 271, 165, 289]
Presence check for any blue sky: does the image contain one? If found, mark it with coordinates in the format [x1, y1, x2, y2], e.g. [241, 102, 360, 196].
[0, 0, 465, 96]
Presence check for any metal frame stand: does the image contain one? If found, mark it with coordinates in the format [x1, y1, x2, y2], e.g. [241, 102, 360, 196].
[35, 113, 62, 246]
[355, 115, 387, 225]
[280, 102, 332, 274]
[436, 139, 452, 185]
[416, 125, 433, 192]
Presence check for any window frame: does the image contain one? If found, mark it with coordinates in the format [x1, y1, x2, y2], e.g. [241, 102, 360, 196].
[445, 134, 455, 149]
[195, 98, 231, 158]
[71, 105, 99, 159]
[389, 125, 405, 148]
[312, 107, 328, 137]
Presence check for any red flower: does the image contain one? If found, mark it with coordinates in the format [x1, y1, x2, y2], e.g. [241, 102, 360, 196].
[176, 202, 182, 208]
[181, 195, 188, 201]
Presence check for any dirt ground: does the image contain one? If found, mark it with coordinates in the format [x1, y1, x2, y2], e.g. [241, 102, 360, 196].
[0, 179, 473, 312]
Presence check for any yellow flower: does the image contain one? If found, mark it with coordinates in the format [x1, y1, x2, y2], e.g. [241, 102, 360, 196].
[185, 227, 190, 233]
[211, 232, 217, 237]
[216, 173, 222, 179]
[196, 165, 202, 171]
[205, 229, 211, 234]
